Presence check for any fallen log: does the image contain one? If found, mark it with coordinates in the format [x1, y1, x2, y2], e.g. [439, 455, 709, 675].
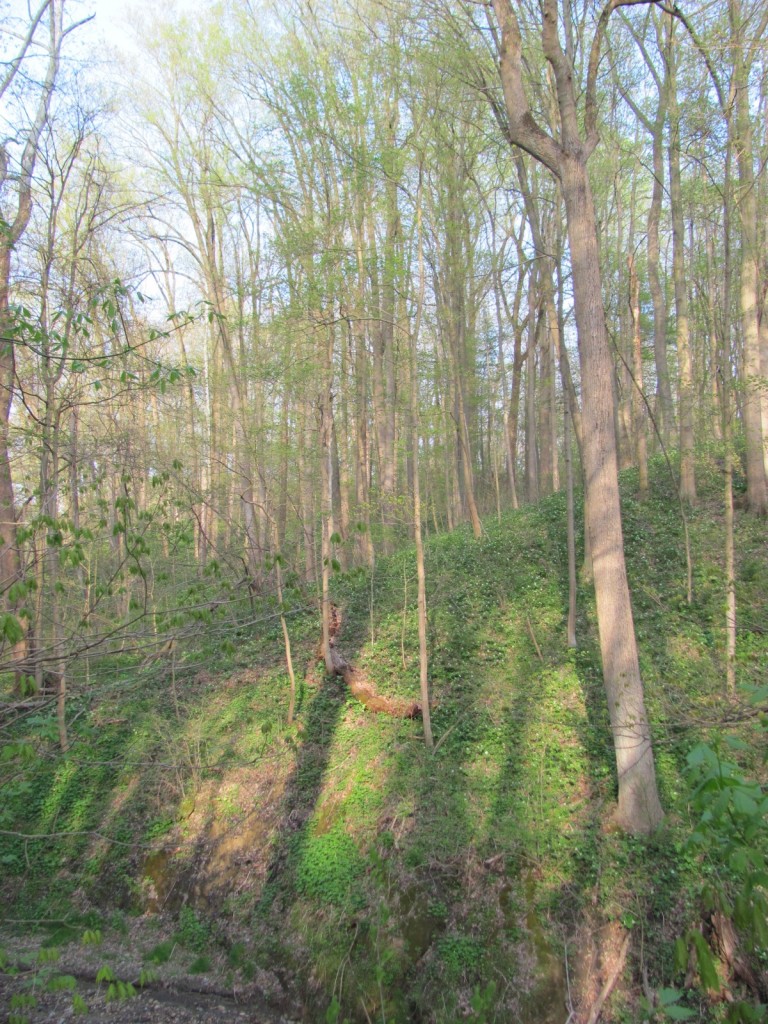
[320, 606, 422, 720]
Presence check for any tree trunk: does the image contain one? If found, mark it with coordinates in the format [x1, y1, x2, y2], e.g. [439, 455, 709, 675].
[564, 381, 577, 649]
[411, 187, 433, 748]
[525, 284, 540, 504]
[667, 22, 696, 503]
[647, 103, 674, 443]
[319, 328, 336, 677]
[730, 0, 767, 513]
[628, 253, 649, 496]
[561, 152, 662, 832]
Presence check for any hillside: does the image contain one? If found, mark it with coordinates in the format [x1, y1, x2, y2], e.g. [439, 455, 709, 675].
[1, 456, 767, 1024]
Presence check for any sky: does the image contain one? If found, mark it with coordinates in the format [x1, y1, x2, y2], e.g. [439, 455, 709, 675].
[77, 0, 205, 61]
[81, 0, 207, 46]
[1, 0, 207, 68]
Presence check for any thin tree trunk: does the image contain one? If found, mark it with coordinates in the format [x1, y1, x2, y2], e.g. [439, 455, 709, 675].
[525, 287, 540, 503]
[319, 327, 336, 677]
[411, 181, 433, 748]
[564, 381, 577, 649]
[647, 99, 674, 443]
[491, 247, 519, 507]
[667, 21, 696, 503]
[628, 253, 649, 496]
[722, 133, 737, 693]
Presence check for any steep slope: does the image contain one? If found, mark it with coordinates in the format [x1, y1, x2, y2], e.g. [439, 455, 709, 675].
[1, 456, 766, 1023]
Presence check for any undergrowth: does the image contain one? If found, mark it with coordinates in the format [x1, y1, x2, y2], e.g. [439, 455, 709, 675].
[1, 452, 766, 1023]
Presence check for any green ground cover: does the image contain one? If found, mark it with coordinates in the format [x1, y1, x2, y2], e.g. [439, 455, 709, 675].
[1, 453, 766, 1023]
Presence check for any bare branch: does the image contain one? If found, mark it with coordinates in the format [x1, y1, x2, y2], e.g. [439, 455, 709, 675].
[0, 0, 52, 103]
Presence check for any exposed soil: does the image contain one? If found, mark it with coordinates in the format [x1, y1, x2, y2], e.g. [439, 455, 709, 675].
[0, 920, 300, 1024]
[0, 976, 292, 1024]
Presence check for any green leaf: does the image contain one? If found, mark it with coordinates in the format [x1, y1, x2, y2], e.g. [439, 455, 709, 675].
[0, 613, 24, 644]
[664, 1004, 697, 1021]
[690, 932, 720, 992]
[325, 996, 341, 1024]
[46, 975, 76, 992]
[658, 987, 684, 1007]
[724, 736, 750, 752]
[733, 789, 759, 816]
[673, 938, 689, 973]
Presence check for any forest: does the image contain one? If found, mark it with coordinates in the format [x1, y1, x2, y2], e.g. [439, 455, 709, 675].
[0, 0, 767, 1021]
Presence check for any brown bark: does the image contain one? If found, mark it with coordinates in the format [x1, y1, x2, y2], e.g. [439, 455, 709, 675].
[411, 188, 433, 747]
[516, 159, 560, 495]
[0, 1, 63, 652]
[564, 382, 578, 649]
[525, 295, 540, 503]
[646, 66, 674, 440]
[729, 0, 768, 513]
[722, 137, 737, 693]
[615, 167, 634, 471]
[319, 328, 336, 678]
[491, 0, 663, 833]
[562, 153, 662, 831]
[490, 236, 520, 507]
[666, 20, 696, 503]
[628, 253, 649, 495]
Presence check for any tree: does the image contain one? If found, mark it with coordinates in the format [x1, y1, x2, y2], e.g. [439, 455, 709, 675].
[728, 0, 768, 514]
[0, 1, 64, 663]
[487, 0, 664, 833]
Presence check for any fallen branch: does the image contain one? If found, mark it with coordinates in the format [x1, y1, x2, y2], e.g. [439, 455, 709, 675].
[526, 615, 544, 662]
[584, 929, 631, 1024]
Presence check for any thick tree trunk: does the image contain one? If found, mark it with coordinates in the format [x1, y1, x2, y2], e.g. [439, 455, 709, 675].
[730, 15, 768, 513]
[561, 154, 663, 833]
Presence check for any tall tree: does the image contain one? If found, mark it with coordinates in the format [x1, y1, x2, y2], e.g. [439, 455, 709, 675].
[728, 0, 768, 514]
[0, 1, 65, 658]
[487, 0, 664, 832]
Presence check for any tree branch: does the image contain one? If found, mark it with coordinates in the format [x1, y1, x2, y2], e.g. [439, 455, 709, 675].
[491, 0, 563, 176]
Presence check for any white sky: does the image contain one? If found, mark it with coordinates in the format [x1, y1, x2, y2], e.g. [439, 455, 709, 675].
[77, 0, 205, 60]
[86, 0, 207, 39]
[1, 0, 208, 68]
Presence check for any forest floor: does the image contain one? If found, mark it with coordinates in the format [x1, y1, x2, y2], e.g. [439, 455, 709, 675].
[2, 455, 767, 1023]
[0, 917, 298, 1023]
